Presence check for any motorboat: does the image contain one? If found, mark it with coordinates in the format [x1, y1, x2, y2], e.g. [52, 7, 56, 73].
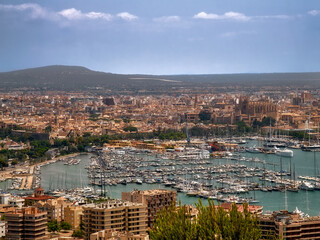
[246, 146, 262, 153]
[275, 148, 293, 158]
[299, 181, 314, 191]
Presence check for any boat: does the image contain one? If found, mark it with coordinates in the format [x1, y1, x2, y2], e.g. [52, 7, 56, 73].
[246, 146, 262, 153]
[287, 186, 299, 192]
[275, 148, 293, 158]
[299, 181, 314, 191]
[135, 179, 143, 185]
[119, 179, 127, 185]
[263, 142, 286, 148]
[301, 144, 320, 152]
[237, 139, 247, 144]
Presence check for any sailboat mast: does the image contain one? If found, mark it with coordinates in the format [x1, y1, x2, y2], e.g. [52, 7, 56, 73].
[280, 156, 283, 186]
[186, 119, 190, 147]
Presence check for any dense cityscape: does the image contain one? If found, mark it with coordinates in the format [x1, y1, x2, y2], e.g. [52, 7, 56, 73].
[0, 75, 318, 239]
[1, 0, 320, 239]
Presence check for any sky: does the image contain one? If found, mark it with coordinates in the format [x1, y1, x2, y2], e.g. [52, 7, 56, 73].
[0, 0, 320, 74]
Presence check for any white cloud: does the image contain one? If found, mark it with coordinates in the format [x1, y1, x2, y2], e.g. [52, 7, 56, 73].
[256, 15, 291, 20]
[58, 8, 82, 20]
[194, 11, 250, 21]
[58, 8, 112, 21]
[308, 10, 320, 16]
[86, 12, 112, 21]
[153, 16, 180, 23]
[194, 11, 295, 22]
[0, 3, 135, 23]
[0, 3, 52, 20]
[117, 12, 138, 21]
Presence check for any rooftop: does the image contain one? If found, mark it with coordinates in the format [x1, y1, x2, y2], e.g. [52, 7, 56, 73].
[83, 200, 145, 210]
[131, 189, 176, 196]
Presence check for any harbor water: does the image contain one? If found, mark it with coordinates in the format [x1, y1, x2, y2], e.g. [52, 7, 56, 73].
[39, 143, 320, 216]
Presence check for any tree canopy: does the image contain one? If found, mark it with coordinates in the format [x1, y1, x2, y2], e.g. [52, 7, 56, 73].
[150, 200, 268, 240]
[60, 221, 72, 230]
[47, 220, 61, 233]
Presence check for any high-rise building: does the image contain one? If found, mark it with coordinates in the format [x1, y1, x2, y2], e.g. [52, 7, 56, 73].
[82, 200, 147, 240]
[5, 207, 47, 240]
[122, 189, 177, 228]
[34, 197, 71, 222]
[259, 210, 320, 239]
[64, 205, 83, 229]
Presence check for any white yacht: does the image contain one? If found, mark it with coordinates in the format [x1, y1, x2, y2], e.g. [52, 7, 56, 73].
[246, 146, 262, 153]
[275, 148, 293, 158]
[299, 181, 314, 191]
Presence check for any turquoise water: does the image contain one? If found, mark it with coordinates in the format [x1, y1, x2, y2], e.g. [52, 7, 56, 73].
[40, 154, 90, 190]
[39, 145, 320, 216]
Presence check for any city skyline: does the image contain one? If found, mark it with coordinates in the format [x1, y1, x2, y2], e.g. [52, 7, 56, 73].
[1, 0, 320, 74]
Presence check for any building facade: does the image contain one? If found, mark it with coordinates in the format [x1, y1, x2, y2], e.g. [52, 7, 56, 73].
[34, 197, 71, 222]
[82, 201, 147, 240]
[89, 229, 149, 240]
[259, 210, 320, 239]
[5, 207, 47, 240]
[0, 221, 6, 238]
[122, 189, 177, 228]
[64, 205, 83, 229]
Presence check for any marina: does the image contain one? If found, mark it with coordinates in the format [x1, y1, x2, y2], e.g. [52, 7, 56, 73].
[0, 138, 319, 215]
[28, 139, 320, 216]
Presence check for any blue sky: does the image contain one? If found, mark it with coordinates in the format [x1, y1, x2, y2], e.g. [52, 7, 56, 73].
[0, 0, 320, 74]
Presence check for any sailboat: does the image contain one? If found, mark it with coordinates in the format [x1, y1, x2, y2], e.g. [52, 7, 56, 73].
[287, 164, 299, 192]
[301, 116, 320, 151]
[313, 151, 320, 190]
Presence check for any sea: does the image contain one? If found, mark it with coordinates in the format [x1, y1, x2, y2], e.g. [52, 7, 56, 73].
[3, 140, 320, 216]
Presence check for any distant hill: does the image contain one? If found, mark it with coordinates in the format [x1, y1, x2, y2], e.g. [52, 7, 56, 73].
[0, 65, 174, 91]
[0, 65, 319, 91]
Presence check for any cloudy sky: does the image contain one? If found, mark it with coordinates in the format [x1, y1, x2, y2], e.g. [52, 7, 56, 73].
[0, 0, 320, 74]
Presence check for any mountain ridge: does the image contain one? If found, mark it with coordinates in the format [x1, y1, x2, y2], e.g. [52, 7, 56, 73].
[0, 65, 319, 91]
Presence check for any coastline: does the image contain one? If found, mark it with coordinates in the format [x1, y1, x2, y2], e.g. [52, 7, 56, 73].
[0, 152, 85, 190]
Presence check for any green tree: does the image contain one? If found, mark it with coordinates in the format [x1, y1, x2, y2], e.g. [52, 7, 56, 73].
[123, 126, 138, 132]
[44, 125, 52, 133]
[199, 110, 212, 121]
[47, 220, 61, 233]
[11, 160, 18, 165]
[72, 229, 84, 238]
[60, 221, 72, 230]
[83, 132, 91, 137]
[0, 158, 8, 170]
[261, 117, 276, 127]
[79, 221, 85, 231]
[149, 202, 197, 240]
[150, 200, 263, 240]
[236, 120, 251, 133]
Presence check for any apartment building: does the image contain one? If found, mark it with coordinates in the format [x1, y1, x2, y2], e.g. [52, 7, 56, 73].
[64, 205, 83, 229]
[90, 229, 149, 240]
[259, 210, 320, 239]
[8, 197, 25, 208]
[82, 200, 147, 240]
[5, 207, 47, 240]
[0, 221, 6, 238]
[34, 197, 71, 222]
[122, 189, 176, 228]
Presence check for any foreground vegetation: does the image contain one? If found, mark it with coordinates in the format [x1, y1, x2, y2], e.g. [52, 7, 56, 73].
[150, 200, 277, 240]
